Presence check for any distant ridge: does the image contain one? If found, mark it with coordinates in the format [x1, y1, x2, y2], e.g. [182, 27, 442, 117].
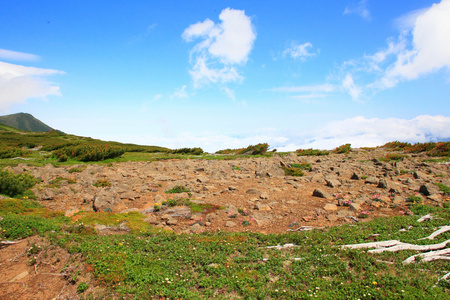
[0, 112, 54, 132]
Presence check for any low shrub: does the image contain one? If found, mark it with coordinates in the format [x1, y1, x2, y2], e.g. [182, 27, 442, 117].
[165, 185, 190, 194]
[282, 166, 304, 177]
[0, 169, 39, 197]
[0, 146, 31, 159]
[171, 147, 204, 155]
[93, 179, 111, 187]
[296, 148, 329, 156]
[406, 195, 423, 204]
[239, 143, 269, 155]
[427, 142, 450, 157]
[382, 141, 411, 149]
[380, 153, 406, 162]
[52, 144, 125, 162]
[216, 143, 269, 156]
[291, 162, 311, 170]
[405, 142, 436, 153]
[68, 167, 84, 173]
[333, 144, 351, 154]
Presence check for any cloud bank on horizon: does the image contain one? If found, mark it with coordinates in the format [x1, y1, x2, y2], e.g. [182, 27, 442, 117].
[0, 1, 449, 152]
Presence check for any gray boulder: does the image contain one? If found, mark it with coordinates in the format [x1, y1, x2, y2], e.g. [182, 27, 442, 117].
[93, 187, 121, 212]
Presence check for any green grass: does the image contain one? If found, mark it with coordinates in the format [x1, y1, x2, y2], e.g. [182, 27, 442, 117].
[1, 199, 449, 299]
[435, 183, 450, 195]
[281, 163, 311, 177]
[379, 153, 406, 162]
[166, 185, 190, 194]
[161, 198, 223, 214]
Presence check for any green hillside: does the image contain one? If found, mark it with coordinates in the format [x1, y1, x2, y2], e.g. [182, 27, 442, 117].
[0, 113, 53, 132]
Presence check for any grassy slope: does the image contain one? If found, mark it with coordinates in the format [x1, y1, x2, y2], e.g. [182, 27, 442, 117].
[0, 199, 449, 299]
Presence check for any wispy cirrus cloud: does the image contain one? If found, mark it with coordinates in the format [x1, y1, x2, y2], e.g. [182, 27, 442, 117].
[0, 60, 64, 112]
[171, 85, 189, 99]
[268, 84, 336, 100]
[282, 42, 318, 61]
[269, 84, 336, 93]
[182, 8, 256, 88]
[0, 49, 40, 62]
[343, 0, 371, 21]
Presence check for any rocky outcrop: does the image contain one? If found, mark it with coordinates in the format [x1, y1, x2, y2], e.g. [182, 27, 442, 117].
[18, 147, 449, 234]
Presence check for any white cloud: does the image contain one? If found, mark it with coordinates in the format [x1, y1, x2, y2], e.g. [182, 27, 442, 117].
[340, 0, 450, 97]
[188, 56, 242, 87]
[269, 84, 336, 93]
[182, 8, 256, 88]
[121, 131, 288, 153]
[104, 115, 450, 153]
[269, 84, 336, 100]
[383, 0, 450, 82]
[393, 8, 430, 31]
[342, 74, 362, 101]
[171, 85, 188, 99]
[343, 0, 371, 20]
[276, 115, 450, 151]
[0, 49, 40, 62]
[0, 61, 64, 112]
[221, 86, 235, 101]
[283, 42, 317, 60]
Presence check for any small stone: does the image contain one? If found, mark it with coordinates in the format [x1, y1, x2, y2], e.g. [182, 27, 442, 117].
[377, 179, 388, 189]
[228, 185, 238, 191]
[413, 171, 429, 180]
[364, 176, 379, 185]
[351, 173, 361, 180]
[225, 221, 237, 227]
[12, 271, 29, 282]
[313, 189, 333, 199]
[254, 203, 271, 211]
[326, 178, 341, 188]
[154, 194, 165, 203]
[246, 188, 261, 194]
[326, 214, 338, 221]
[428, 194, 442, 202]
[260, 192, 269, 199]
[323, 204, 338, 211]
[349, 203, 360, 211]
[337, 210, 354, 217]
[143, 216, 158, 224]
[393, 196, 404, 204]
[190, 223, 203, 233]
[166, 218, 178, 225]
[64, 208, 79, 217]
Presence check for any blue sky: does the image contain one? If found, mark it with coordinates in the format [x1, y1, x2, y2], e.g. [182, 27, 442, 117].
[1, 0, 449, 152]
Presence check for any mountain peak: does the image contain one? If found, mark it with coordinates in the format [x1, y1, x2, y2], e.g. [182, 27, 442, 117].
[0, 112, 54, 132]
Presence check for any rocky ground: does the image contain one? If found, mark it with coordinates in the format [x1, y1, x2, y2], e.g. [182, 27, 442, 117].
[1, 148, 449, 299]
[6, 148, 450, 235]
